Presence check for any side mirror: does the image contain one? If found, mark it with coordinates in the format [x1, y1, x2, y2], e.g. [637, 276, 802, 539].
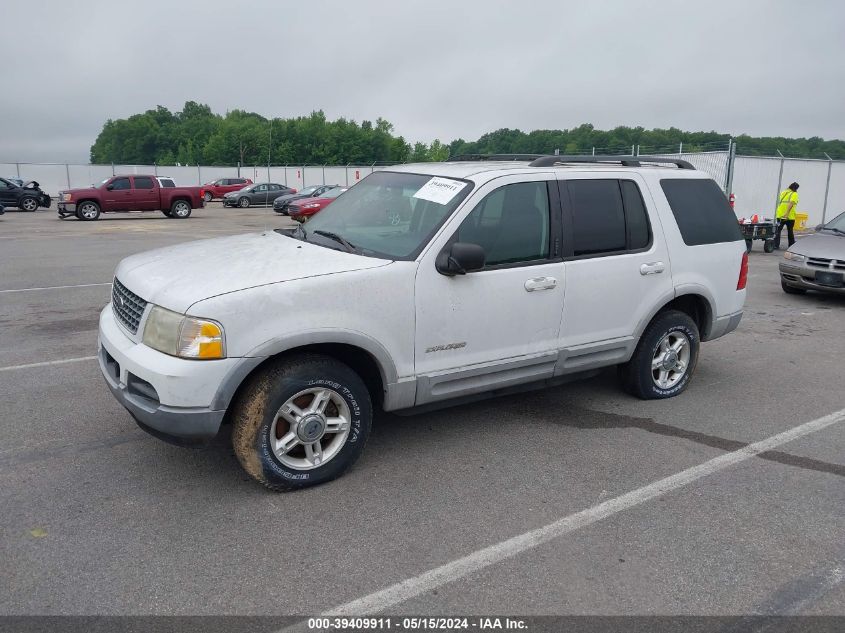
[106, 184, 114, 191]
[436, 242, 486, 276]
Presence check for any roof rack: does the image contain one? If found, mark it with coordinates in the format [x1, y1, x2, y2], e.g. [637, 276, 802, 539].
[528, 155, 695, 169]
[445, 153, 544, 162]
[444, 153, 695, 170]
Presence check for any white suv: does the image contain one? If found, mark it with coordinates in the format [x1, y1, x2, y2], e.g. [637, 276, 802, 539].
[98, 155, 747, 491]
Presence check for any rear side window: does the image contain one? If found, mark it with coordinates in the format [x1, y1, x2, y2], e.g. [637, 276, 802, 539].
[134, 176, 154, 189]
[621, 180, 651, 250]
[567, 180, 626, 256]
[661, 179, 742, 246]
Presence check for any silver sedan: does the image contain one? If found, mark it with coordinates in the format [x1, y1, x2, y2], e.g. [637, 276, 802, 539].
[779, 211, 845, 295]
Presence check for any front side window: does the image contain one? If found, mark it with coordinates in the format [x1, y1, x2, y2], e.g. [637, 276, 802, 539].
[297, 171, 473, 260]
[110, 177, 130, 191]
[0, 179, 9, 190]
[134, 176, 154, 189]
[456, 182, 550, 267]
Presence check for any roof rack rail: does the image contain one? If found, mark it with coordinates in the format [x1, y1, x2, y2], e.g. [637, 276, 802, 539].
[527, 155, 695, 169]
[445, 153, 544, 162]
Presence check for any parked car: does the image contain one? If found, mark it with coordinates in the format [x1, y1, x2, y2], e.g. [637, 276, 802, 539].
[780, 211, 845, 296]
[201, 177, 252, 202]
[57, 175, 204, 221]
[0, 178, 52, 211]
[98, 155, 747, 491]
[273, 184, 338, 214]
[287, 186, 348, 220]
[222, 183, 296, 208]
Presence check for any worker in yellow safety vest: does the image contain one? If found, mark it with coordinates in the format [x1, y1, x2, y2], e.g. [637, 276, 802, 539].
[774, 182, 799, 250]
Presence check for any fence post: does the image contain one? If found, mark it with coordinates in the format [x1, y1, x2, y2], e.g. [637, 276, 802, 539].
[822, 153, 833, 224]
[591, 147, 595, 156]
[322, 164, 326, 184]
[283, 164, 288, 186]
[724, 139, 736, 196]
[111, 162, 115, 176]
[237, 161, 241, 177]
[197, 164, 201, 185]
[631, 145, 635, 156]
[679, 142, 683, 155]
[15, 163, 20, 178]
[775, 150, 785, 210]
[65, 163, 71, 189]
[154, 162, 158, 176]
[345, 163, 349, 186]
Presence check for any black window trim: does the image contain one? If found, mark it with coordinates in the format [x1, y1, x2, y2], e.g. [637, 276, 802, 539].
[443, 179, 563, 273]
[559, 177, 654, 261]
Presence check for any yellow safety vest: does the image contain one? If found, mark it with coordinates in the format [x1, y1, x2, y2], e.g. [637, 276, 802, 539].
[776, 189, 798, 221]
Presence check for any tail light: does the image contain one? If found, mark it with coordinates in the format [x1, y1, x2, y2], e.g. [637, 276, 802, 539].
[737, 251, 749, 290]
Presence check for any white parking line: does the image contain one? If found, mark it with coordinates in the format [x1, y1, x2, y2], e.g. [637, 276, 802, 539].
[0, 356, 97, 372]
[286, 407, 845, 621]
[0, 282, 111, 294]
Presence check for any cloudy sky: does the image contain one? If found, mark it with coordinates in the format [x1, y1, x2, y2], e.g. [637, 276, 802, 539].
[2, 0, 844, 163]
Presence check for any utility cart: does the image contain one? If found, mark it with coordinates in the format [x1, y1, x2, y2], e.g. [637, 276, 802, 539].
[739, 218, 776, 253]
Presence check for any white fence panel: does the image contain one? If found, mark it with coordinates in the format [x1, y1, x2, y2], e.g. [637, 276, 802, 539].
[323, 167, 347, 187]
[731, 157, 783, 218]
[778, 160, 831, 227]
[67, 164, 114, 189]
[824, 162, 845, 224]
[15, 164, 69, 196]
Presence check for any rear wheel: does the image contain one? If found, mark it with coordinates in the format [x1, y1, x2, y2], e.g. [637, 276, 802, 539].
[76, 201, 100, 221]
[231, 354, 372, 491]
[781, 279, 807, 294]
[763, 239, 775, 253]
[170, 200, 191, 218]
[20, 197, 39, 212]
[238, 196, 250, 208]
[619, 310, 699, 399]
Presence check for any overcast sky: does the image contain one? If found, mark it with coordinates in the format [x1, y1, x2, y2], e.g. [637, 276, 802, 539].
[2, 0, 844, 163]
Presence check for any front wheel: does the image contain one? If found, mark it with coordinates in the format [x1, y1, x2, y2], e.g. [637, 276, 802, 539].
[231, 354, 372, 491]
[203, 191, 213, 203]
[238, 197, 250, 208]
[763, 239, 775, 253]
[781, 279, 807, 294]
[619, 310, 700, 399]
[76, 201, 100, 221]
[20, 197, 39, 212]
[170, 200, 191, 218]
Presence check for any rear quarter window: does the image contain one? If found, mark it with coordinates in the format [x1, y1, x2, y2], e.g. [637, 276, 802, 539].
[660, 179, 742, 246]
[159, 179, 175, 188]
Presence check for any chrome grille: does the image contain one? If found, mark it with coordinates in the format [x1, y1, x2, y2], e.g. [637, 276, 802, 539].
[807, 257, 845, 271]
[112, 278, 147, 334]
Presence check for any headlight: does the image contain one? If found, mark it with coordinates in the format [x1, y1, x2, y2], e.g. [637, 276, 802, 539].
[61, 193, 72, 202]
[303, 203, 320, 209]
[783, 251, 806, 263]
[142, 305, 225, 359]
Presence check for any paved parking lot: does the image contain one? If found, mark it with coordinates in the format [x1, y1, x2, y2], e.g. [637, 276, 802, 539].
[0, 205, 843, 617]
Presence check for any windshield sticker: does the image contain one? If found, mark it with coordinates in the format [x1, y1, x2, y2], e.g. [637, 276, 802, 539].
[412, 177, 467, 205]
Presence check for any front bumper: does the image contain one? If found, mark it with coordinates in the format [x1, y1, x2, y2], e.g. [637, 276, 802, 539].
[98, 305, 241, 443]
[780, 262, 845, 294]
[58, 202, 76, 214]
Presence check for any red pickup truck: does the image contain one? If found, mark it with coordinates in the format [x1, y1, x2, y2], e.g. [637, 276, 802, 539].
[57, 175, 205, 221]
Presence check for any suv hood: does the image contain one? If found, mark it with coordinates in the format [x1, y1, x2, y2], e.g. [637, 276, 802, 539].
[115, 231, 390, 313]
[794, 232, 845, 260]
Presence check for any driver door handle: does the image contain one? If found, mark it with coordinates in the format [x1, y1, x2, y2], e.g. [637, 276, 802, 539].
[640, 262, 665, 275]
[524, 276, 558, 292]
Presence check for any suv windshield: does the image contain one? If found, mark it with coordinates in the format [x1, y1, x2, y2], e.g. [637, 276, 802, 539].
[298, 171, 473, 260]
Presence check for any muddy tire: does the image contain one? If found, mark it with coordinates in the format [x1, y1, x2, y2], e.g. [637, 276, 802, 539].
[231, 354, 372, 492]
[619, 310, 700, 400]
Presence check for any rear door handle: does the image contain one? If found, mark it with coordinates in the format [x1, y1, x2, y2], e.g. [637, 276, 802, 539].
[640, 262, 665, 275]
[524, 276, 558, 292]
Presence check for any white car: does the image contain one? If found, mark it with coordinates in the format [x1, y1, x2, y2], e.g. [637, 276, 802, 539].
[98, 155, 747, 491]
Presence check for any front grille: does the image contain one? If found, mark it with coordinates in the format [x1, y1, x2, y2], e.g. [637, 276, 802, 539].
[112, 278, 147, 334]
[807, 257, 845, 271]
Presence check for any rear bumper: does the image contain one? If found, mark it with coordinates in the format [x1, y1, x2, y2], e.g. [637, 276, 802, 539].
[706, 310, 743, 340]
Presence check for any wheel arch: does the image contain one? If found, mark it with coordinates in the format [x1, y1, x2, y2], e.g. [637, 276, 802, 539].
[635, 290, 715, 343]
[213, 333, 398, 415]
